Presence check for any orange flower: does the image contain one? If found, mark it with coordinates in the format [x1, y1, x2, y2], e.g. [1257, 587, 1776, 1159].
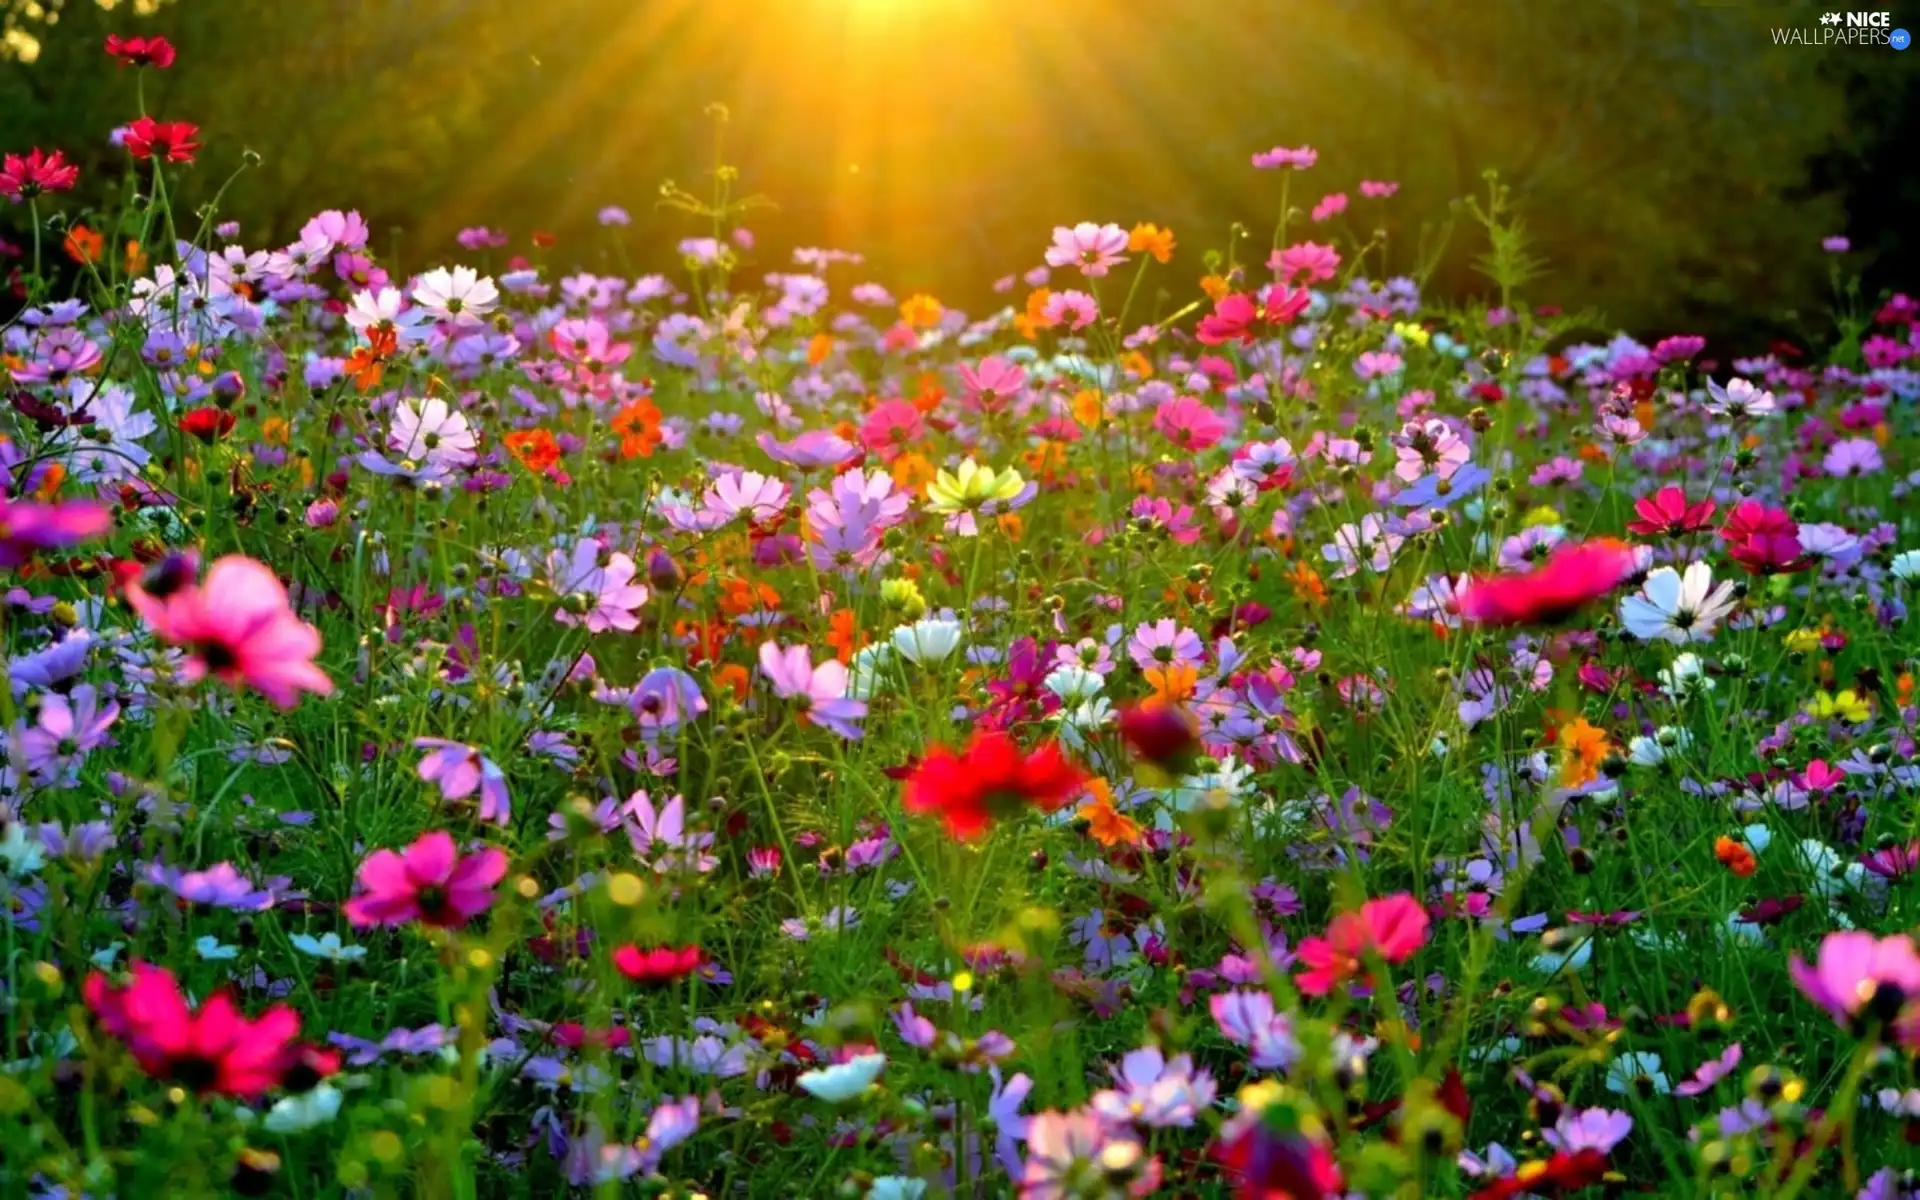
[720, 576, 781, 619]
[1143, 663, 1199, 707]
[1200, 274, 1231, 302]
[996, 513, 1025, 541]
[531, 230, 557, 248]
[1127, 222, 1176, 264]
[1576, 443, 1611, 465]
[913, 372, 947, 414]
[344, 346, 386, 392]
[806, 332, 835, 366]
[504, 428, 561, 474]
[611, 398, 663, 459]
[678, 618, 730, 665]
[1556, 717, 1610, 787]
[1077, 779, 1141, 847]
[890, 451, 936, 492]
[1121, 350, 1153, 379]
[124, 239, 148, 276]
[1899, 672, 1915, 708]
[825, 607, 865, 665]
[64, 225, 104, 265]
[1022, 440, 1068, 479]
[1635, 397, 1657, 432]
[1071, 389, 1105, 428]
[1024, 288, 1056, 330]
[1714, 836, 1757, 878]
[712, 662, 750, 703]
[1287, 560, 1328, 608]
[32, 462, 66, 502]
[900, 294, 943, 330]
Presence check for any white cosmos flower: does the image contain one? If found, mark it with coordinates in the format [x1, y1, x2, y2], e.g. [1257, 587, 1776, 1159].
[1044, 665, 1105, 703]
[847, 643, 892, 700]
[263, 1084, 343, 1133]
[1627, 726, 1693, 766]
[411, 266, 499, 326]
[890, 618, 965, 665]
[1604, 1052, 1671, 1096]
[1619, 563, 1737, 644]
[797, 1053, 887, 1102]
[1892, 550, 1920, 582]
[1659, 653, 1714, 699]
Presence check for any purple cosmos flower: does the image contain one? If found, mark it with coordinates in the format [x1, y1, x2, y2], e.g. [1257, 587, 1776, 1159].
[414, 738, 511, 825]
[0, 497, 111, 567]
[758, 640, 866, 740]
[1824, 437, 1884, 477]
[545, 542, 649, 633]
[10, 684, 118, 784]
[1544, 1107, 1633, 1153]
[144, 861, 277, 911]
[623, 790, 717, 873]
[758, 429, 860, 470]
[1209, 989, 1301, 1070]
[1090, 1047, 1217, 1128]
[630, 666, 707, 738]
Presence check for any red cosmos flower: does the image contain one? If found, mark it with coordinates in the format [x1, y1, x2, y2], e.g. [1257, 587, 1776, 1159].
[1719, 499, 1807, 575]
[1294, 893, 1430, 996]
[611, 944, 704, 986]
[1625, 485, 1716, 538]
[1468, 1150, 1610, 1200]
[123, 117, 202, 165]
[84, 961, 306, 1098]
[104, 33, 177, 68]
[1215, 1112, 1344, 1199]
[901, 730, 1087, 841]
[1457, 539, 1638, 627]
[0, 149, 81, 202]
[1195, 285, 1312, 346]
[180, 405, 235, 443]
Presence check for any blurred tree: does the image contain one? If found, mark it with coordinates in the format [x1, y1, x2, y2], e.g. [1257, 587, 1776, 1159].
[2, 0, 1913, 341]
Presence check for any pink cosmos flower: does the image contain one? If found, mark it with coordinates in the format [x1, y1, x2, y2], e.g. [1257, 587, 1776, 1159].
[1043, 222, 1129, 277]
[1269, 241, 1340, 285]
[1457, 540, 1638, 627]
[84, 961, 310, 1099]
[958, 355, 1029, 412]
[0, 148, 81, 202]
[0, 496, 110, 567]
[1625, 486, 1716, 538]
[123, 553, 333, 709]
[1294, 893, 1429, 996]
[1789, 931, 1920, 1033]
[1251, 145, 1317, 170]
[1042, 290, 1098, 331]
[414, 738, 512, 824]
[1151, 396, 1228, 452]
[859, 399, 925, 455]
[758, 640, 867, 740]
[1359, 179, 1399, 199]
[1311, 193, 1349, 223]
[343, 830, 509, 929]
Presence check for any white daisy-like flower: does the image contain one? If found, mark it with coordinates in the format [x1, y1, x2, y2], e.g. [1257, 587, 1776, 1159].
[890, 618, 965, 665]
[1619, 563, 1737, 644]
[411, 265, 499, 326]
[797, 1053, 887, 1102]
[1604, 1051, 1671, 1096]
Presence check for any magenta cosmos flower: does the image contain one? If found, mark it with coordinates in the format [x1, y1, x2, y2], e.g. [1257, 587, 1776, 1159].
[0, 496, 110, 567]
[1790, 931, 1920, 1034]
[1252, 145, 1317, 170]
[123, 553, 333, 709]
[1043, 222, 1129, 277]
[344, 831, 508, 929]
[414, 738, 511, 825]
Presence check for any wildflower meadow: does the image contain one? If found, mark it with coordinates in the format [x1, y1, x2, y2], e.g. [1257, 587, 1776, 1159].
[7, 31, 1920, 1200]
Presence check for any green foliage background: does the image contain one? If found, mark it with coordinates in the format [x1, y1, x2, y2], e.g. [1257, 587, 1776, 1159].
[3, 0, 1914, 340]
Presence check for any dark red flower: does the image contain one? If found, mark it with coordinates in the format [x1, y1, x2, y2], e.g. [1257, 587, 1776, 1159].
[104, 34, 177, 68]
[1468, 1150, 1610, 1200]
[1118, 703, 1204, 772]
[0, 148, 81, 202]
[901, 730, 1087, 841]
[123, 117, 202, 165]
[1625, 485, 1716, 538]
[611, 944, 703, 986]
[180, 405, 236, 443]
[1458, 540, 1638, 627]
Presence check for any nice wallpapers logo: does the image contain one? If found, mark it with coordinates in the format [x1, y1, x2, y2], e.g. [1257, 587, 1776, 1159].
[1771, 10, 1911, 46]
